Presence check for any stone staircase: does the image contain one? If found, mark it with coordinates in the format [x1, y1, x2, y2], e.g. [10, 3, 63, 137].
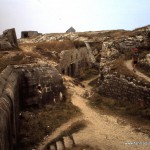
[45, 135, 75, 150]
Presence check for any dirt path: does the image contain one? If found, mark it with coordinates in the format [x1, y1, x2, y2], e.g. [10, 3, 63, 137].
[70, 76, 150, 150]
[125, 60, 150, 82]
[37, 75, 150, 150]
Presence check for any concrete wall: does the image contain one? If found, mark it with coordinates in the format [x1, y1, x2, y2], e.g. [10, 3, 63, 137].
[0, 66, 20, 150]
[59, 47, 89, 77]
[15, 64, 64, 107]
[0, 64, 65, 149]
[21, 31, 39, 38]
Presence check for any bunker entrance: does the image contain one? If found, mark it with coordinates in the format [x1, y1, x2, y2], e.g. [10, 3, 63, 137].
[23, 32, 28, 38]
[71, 63, 75, 77]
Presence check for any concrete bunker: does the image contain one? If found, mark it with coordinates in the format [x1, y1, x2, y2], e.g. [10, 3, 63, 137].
[59, 48, 89, 77]
[21, 31, 40, 38]
[0, 65, 65, 150]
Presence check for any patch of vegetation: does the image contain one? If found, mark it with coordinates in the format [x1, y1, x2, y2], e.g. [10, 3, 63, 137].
[0, 50, 42, 72]
[19, 102, 80, 150]
[73, 40, 85, 48]
[89, 93, 150, 119]
[111, 56, 136, 77]
[137, 63, 150, 77]
[88, 93, 150, 135]
[36, 40, 75, 52]
[0, 52, 24, 72]
[31, 40, 86, 52]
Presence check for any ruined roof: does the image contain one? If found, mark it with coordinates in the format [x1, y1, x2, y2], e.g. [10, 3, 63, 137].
[66, 27, 76, 33]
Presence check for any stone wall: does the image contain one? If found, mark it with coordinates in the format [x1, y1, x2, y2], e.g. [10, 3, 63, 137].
[0, 28, 18, 51]
[98, 73, 150, 106]
[59, 47, 90, 77]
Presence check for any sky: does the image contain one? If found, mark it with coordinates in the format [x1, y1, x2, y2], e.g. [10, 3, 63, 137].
[0, 0, 150, 38]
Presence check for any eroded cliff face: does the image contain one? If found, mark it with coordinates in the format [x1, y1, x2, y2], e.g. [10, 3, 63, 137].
[0, 64, 64, 150]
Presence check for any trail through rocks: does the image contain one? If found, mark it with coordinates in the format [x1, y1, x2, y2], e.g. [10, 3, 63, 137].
[125, 60, 150, 82]
[37, 75, 150, 150]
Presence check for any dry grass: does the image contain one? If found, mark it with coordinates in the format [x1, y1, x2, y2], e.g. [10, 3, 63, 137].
[36, 40, 85, 51]
[36, 40, 75, 52]
[110, 56, 135, 77]
[19, 102, 80, 150]
[0, 51, 41, 72]
[88, 93, 150, 135]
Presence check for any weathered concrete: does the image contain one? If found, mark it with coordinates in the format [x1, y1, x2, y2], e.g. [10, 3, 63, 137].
[21, 31, 40, 38]
[15, 64, 65, 107]
[59, 47, 90, 77]
[0, 64, 65, 149]
[0, 66, 20, 150]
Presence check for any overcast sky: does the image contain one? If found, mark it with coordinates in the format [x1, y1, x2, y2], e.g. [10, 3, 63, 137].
[0, 0, 150, 38]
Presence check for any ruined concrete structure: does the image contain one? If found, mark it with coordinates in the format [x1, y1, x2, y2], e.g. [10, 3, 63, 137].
[15, 64, 64, 107]
[0, 28, 18, 50]
[0, 66, 20, 150]
[59, 47, 90, 77]
[0, 64, 64, 150]
[66, 27, 76, 33]
[21, 31, 40, 38]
